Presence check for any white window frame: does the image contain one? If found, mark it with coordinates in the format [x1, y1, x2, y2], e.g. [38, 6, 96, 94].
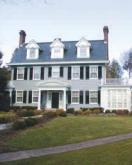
[32, 91, 39, 103]
[52, 66, 60, 78]
[17, 67, 24, 80]
[78, 46, 89, 58]
[51, 47, 64, 59]
[89, 90, 98, 104]
[71, 91, 80, 104]
[27, 48, 39, 59]
[107, 89, 128, 109]
[90, 66, 98, 79]
[33, 67, 40, 80]
[16, 90, 23, 103]
[72, 66, 80, 80]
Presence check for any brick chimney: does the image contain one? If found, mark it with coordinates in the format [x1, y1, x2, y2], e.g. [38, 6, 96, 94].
[19, 30, 26, 47]
[103, 26, 109, 44]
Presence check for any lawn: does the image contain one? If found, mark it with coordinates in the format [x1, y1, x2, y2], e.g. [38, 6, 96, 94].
[5, 116, 132, 150]
[2, 138, 132, 165]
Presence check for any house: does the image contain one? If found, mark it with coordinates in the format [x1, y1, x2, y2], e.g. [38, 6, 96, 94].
[8, 26, 132, 111]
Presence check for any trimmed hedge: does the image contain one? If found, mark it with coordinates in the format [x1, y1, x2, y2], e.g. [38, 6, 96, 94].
[0, 112, 17, 123]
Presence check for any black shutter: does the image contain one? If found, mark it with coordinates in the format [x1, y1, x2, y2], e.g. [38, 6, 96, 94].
[80, 66, 84, 79]
[12, 90, 16, 104]
[60, 67, 63, 77]
[13, 68, 17, 80]
[68, 67, 71, 80]
[24, 68, 28, 80]
[67, 91, 71, 104]
[23, 91, 27, 103]
[98, 66, 102, 79]
[41, 67, 44, 80]
[80, 91, 83, 104]
[29, 67, 33, 80]
[86, 66, 89, 79]
[98, 90, 101, 105]
[28, 91, 32, 103]
[85, 91, 89, 104]
[48, 67, 52, 77]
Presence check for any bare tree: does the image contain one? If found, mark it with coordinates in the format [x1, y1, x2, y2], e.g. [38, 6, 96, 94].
[122, 51, 132, 78]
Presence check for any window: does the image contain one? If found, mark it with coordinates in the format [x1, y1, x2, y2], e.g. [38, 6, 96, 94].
[72, 91, 79, 104]
[32, 91, 39, 103]
[108, 89, 127, 109]
[51, 47, 64, 58]
[89, 91, 98, 104]
[52, 67, 60, 78]
[16, 91, 23, 103]
[80, 47, 87, 57]
[30, 48, 36, 58]
[17, 68, 24, 80]
[90, 66, 98, 79]
[26, 40, 39, 59]
[33, 67, 40, 80]
[72, 66, 80, 79]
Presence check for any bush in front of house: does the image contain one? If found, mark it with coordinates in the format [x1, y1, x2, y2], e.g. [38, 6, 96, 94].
[13, 118, 38, 130]
[16, 109, 42, 117]
[74, 110, 83, 116]
[43, 110, 57, 119]
[56, 109, 67, 117]
[116, 110, 129, 115]
[0, 112, 17, 123]
[66, 108, 75, 114]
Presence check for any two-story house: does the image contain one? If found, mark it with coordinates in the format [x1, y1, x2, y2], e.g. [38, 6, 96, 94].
[8, 26, 132, 111]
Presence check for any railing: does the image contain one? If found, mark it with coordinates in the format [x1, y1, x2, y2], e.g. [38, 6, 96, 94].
[101, 78, 132, 86]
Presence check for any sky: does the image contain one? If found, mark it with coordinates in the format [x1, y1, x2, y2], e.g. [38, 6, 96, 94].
[0, 0, 132, 65]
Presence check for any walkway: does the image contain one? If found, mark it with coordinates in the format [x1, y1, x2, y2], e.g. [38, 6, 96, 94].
[0, 133, 132, 163]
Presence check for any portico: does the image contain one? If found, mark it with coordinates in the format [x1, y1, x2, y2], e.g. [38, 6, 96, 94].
[37, 80, 70, 111]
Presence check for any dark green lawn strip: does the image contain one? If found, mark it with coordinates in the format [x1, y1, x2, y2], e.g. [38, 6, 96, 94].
[2, 139, 132, 165]
[6, 116, 132, 150]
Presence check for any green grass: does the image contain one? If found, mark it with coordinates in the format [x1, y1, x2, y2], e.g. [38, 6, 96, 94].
[2, 139, 132, 165]
[6, 116, 132, 150]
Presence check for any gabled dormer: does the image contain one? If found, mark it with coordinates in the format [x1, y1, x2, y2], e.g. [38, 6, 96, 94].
[50, 38, 64, 59]
[76, 37, 91, 58]
[26, 40, 40, 59]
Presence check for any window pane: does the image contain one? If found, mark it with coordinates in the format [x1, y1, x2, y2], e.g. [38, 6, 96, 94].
[80, 47, 87, 56]
[89, 91, 98, 103]
[72, 91, 79, 103]
[30, 48, 36, 58]
[90, 66, 98, 78]
[32, 91, 39, 102]
[17, 68, 24, 80]
[17, 91, 23, 102]
[72, 66, 80, 79]
[33, 67, 40, 80]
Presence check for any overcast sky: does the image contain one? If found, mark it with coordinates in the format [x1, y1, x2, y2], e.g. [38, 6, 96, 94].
[1, 0, 132, 65]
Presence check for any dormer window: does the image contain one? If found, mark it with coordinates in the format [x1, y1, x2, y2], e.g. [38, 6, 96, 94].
[76, 37, 91, 58]
[50, 38, 64, 59]
[26, 40, 39, 59]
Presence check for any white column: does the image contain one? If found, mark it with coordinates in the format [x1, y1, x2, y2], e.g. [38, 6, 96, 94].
[63, 89, 66, 111]
[38, 89, 41, 110]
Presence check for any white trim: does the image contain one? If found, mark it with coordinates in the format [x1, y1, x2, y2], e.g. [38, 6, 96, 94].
[89, 65, 98, 79]
[89, 90, 98, 104]
[33, 66, 40, 80]
[72, 66, 80, 80]
[32, 90, 39, 103]
[17, 67, 24, 80]
[8, 60, 109, 66]
[16, 90, 23, 103]
[71, 90, 80, 104]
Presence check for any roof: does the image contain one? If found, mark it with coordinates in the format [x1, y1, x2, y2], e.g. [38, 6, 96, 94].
[10, 40, 108, 65]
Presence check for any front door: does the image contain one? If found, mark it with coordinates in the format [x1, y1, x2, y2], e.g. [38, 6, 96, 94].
[52, 92, 59, 109]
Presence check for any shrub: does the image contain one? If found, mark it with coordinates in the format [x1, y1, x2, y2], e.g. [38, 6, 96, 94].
[112, 110, 116, 113]
[66, 108, 75, 114]
[0, 112, 17, 123]
[13, 120, 27, 130]
[105, 110, 111, 113]
[16, 110, 35, 117]
[82, 110, 90, 116]
[116, 110, 129, 115]
[92, 109, 101, 114]
[80, 108, 88, 111]
[74, 110, 82, 116]
[25, 118, 38, 127]
[56, 109, 67, 117]
[43, 110, 57, 118]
